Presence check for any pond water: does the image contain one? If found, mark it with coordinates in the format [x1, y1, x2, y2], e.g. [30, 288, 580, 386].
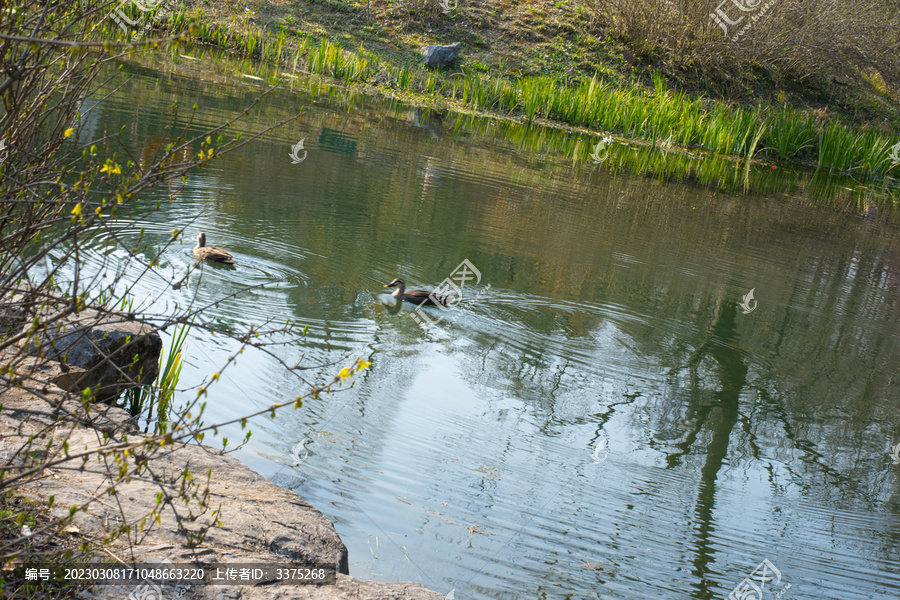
[70, 54, 900, 599]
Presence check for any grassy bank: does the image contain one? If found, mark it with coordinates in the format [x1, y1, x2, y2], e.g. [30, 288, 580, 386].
[109, 1, 899, 177]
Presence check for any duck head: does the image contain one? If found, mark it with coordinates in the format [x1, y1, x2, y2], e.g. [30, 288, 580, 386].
[384, 278, 406, 298]
[196, 232, 207, 247]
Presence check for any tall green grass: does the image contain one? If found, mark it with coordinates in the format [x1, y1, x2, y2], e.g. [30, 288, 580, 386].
[818, 124, 895, 175]
[764, 106, 817, 160]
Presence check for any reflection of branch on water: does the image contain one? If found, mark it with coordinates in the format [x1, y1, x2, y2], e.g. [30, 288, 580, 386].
[586, 392, 644, 452]
[754, 387, 855, 490]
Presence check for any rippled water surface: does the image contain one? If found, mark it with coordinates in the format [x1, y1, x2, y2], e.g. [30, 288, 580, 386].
[70, 56, 900, 599]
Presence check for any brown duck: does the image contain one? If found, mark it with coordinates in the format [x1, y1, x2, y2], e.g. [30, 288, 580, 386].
[193, 232, 236, 264]
[384, 278, 450, 307]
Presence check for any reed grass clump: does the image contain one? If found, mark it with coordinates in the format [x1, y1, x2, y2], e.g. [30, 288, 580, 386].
[817, 125, 895, 175]
[762, 107, 818, 160]
[124, 324, 190, 434]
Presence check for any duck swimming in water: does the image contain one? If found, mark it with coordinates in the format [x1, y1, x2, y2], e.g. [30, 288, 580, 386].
[384, 278, 450, 307]
[193, 232, 236, 264]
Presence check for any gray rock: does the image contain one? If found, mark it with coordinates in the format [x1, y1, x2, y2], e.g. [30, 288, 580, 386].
[20, 306, 161, 399]
[422, 42, 461, 69]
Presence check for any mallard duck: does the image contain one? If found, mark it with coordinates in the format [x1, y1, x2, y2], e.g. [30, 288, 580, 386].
[384, 278, 450, 307]
[193, 232, 236, 264]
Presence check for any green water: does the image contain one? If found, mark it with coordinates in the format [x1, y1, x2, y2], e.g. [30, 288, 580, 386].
[71, 55, 900, 599]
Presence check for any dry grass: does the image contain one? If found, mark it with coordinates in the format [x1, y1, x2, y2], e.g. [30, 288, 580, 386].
[582, 0, 900, 99]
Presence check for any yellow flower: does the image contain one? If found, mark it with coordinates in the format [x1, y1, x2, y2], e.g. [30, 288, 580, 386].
[337, 367, 353, 381]
[71, 204, 82, 216]
[356, 359, 372, 372]
[64, 128, 75, 138]
[100, 163, 121, 175]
